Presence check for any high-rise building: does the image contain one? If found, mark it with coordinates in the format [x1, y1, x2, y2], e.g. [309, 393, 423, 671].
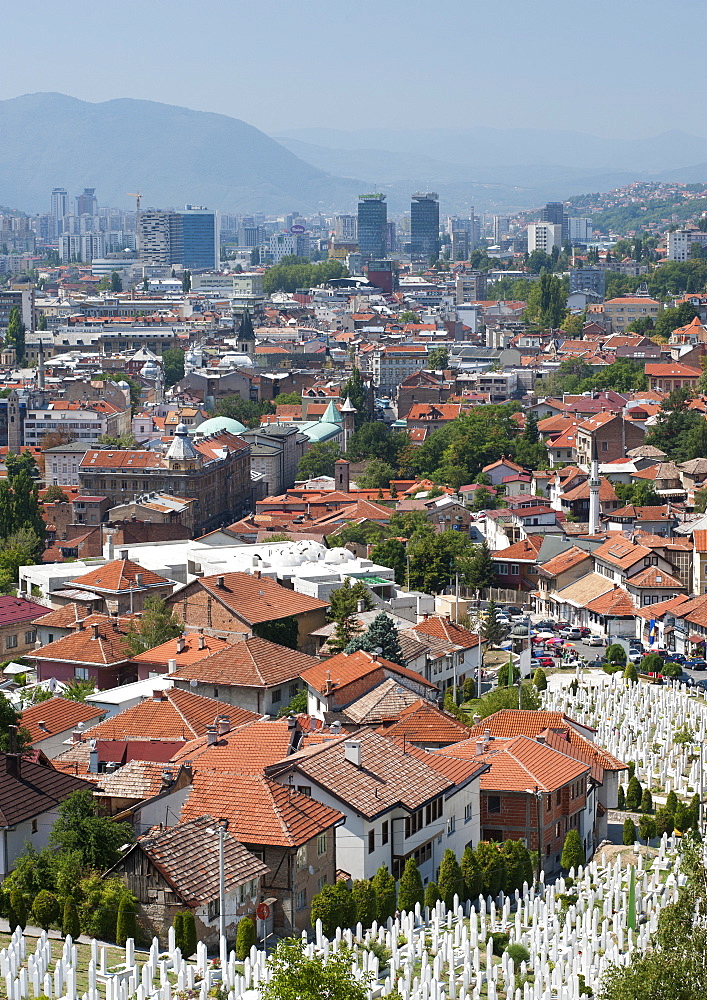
[541, 201, 567, 243]
[492, 216, 510, 244]
[50, 188, 68, 236]
[410, 192, 440, 259]
[569, 267, 605, 297]
[527, 223, 563, 255]
[335, 215, 357, 241]
[76, 188, 98, 217]
[567, 217, 593, 243]
[357, 194, 387, 262]
[181, 206, 219, 270]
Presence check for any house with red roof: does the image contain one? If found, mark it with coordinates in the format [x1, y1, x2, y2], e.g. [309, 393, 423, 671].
[0, 595, 51, 660]
[20, 696, 106, 758]
[66, 558, 174, 615]
[26, 613, 137, 689]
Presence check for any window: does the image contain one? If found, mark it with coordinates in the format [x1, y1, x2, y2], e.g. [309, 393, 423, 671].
[289, 682, 299, 698]
[601, 441, 608, 451]
[487, 796, 501, 814]
[297, 785, 311, 797]
[556, 790, 561, 806]
[296, 846, 307, 869]
[5, 635, 17, 650]
[271, 688, 282, 704]
[447, 816, 456, 836]
[464, 803, 472, 824]
[496, 563, 508, 575]
[546, 795, 551, 812]
[382, 821, 389, 845]
[295, 889, 306, 911]
[511, 564, 520, 576]
[47, 633, 54, 644]
[208, 899, 220, 921]
[317, 834, 327, 856]
[368, 829, 375, 854]
[213, 687, 218, 698]
[31, 819, 38, 834]
[74, 666, 89, 680]
[317, 876, 326, 892]
[25, 630, 36, 645]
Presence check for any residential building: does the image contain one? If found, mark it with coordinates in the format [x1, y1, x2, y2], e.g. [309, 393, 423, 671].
[360, 344, 429, 391]
[603, 297, 661, 333]
[27, 613, 137, 689]
[645, 362, 701, 393]
[566, 218, 593, 242]
[0, 596, 50, 659]
[20, 697, 106, 759]
[540, 201, 567, 242]
[569, 267, 605, 297]
[0, 753, 91, 879]
[666, 228, 707, 262]
[43, 441, 89, 487]
[527, 223, 562, 255]
[64, 558, 174, 615]
[107, 817, 267, 947]
[23, 398, 131, 447]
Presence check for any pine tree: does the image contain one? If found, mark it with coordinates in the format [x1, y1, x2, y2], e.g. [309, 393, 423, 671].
[344, 612, 404, 666]
[8, 890, 26, 931]
[641, 788, 653, 814]
[625, 776, 643, 811]
[351, 879, 377, 928]
[397, 858, 424, 914]
[465, 542, 497, 595]
[460, 845, 483, 901]
[236, 916, 256, 960]
[424, 881, 440, 909]
[116, 897, 137, 946]
[481, 600, 505, 647]
[617, 785, 625, 810]
[437, 849, 464, 909]
[371, 865, 397, 924]
[622, 818, 637, 846]
[560, 830, 585, 871]
[62, 897, 81, 939]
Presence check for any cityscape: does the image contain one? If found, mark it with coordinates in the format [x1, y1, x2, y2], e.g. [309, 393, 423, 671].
[0, 3, 706, 1000]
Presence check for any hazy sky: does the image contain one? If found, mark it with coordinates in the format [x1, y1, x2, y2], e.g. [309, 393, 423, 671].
[2, 0, 706, 137]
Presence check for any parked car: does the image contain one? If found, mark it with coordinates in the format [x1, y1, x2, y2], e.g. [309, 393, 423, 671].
[554, 620, 570, 631]
[695, 677, 707, 691]
[688, 658, 707, 671]
[676, 672, 695, 687]
[560, 627, 583, 640]
[587, 635, 605, 646]
[578, 626, 591, 638]
[536, 656, 555, 668]
[627, 650, 643, 664]
[505, 606, 522, 617]
[668, 652, 686, 664]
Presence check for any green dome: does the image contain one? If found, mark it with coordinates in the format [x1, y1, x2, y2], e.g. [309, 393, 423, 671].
[192, 416, 247, 438]
[299, 421, 342, 443]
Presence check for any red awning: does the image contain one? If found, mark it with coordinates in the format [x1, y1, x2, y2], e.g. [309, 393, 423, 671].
[688, 634, 705, 644]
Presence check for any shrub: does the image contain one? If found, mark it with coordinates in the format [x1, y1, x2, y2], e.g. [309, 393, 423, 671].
[174, 910, 197, 957]
[625, 776, 643, 811]
[617, 785, 625, 810]
[236, 916, 256, 961]
[488, 931, 509, 953]
[397, 858, 424, 913]
[424, 881, 440, 909]
[437, 849, 464, 909]
[560, 830, 585, 871]
[623, 662, 639, 684]
[665, 790, 678, 813]
[9, 890, 26, 931]
[311, 881, 355, 938]
[475, 841, 505, 898]
[622, 818, 637, 846]
[371, 866, 396, 924]
[655, 808, 674, 837]
[32, 890, 60, 931]
[674, 801, 692, 833]
[606, 643, 627, 665]
[116, 896, 137, 947]
[532, 667, 547, 691]
[461, 845, 483, 901]
[638, 815, 657, 844]
[173, 912, 184, 952]
[505, 942, 530, 964]
[641, 788, 653, 814]
[351, 879, 376, 928]
[640, 653, 664, 674]
[662, 662, 682, 678]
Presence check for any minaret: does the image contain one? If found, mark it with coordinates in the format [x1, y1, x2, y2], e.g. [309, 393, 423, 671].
[588, 437, 601, 536]
[340, 395, 357, 451]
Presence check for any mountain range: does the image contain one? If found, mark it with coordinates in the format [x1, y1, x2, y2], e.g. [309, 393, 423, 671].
[1, 93, 706, 216]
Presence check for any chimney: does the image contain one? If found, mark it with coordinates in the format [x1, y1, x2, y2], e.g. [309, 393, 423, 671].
[176, 635, 186, 653]
[152, 690, 166, 701]
[161, 768, 174, 787]
[217, 715, 231, 736]
[106, 535, 115, 561]
[484, 728, 491, 742]
[88, 745, 99, 773]
[356, 599, 365, 614]
[198, 633, 205, 650]
[72, 729, 84, 743]
[344, 739, 362, 767]
[5, 754, 20, 778]
[287, 714, 297, 730]
[91, 624, 100, 640]
[473, 714, 482, 726]
[206, 725, 219, 746]
[536, 733, 546, 744]
[475, 740, 484, 756]
[76, 620, 85, 631]
[38, 721, 48, 733]
[119, 549, 129, 560]
[217, 575, 225, 588]
[167, 658, 177, 674]
[254, 569, 261, 580]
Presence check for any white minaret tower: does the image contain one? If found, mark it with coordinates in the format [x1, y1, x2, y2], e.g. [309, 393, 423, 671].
[588, 438, 601, 536]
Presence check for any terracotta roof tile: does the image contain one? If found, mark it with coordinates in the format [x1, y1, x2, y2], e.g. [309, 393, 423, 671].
[26, 614, 136, 666]
[94, 759, 177, 801]
[71, 558, 170, 593]
[301, 648, 436, 696]
[170, 718, 299, 772]
[171, 635, 319, 688]
[0, 753, 92, 826]
[585, 586, 637, 616]
[379, 699, 472, 745]
[20, 697, 105, 744]
[627, 566, 684, 589]
[130, 631, 231, 669]
[0, 596, 51, 627]
[85, 689, 259, 741]
[539, 546, 592, 577]
[343, 678, 420, 724]
[31, 603, 92, 629]
[409, 616, 482, 650]
[192, 572, 328, 625]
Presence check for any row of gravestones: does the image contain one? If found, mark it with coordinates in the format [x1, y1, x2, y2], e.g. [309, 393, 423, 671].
[0, 835, 690, 1000]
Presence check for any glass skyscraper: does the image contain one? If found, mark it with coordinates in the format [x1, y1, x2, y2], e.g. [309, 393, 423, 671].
[410, 192, 440, 259]
[357, 194, 387, 262]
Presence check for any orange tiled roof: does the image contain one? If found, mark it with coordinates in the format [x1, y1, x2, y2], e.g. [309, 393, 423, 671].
[71, 559, 170, 594]
[170, 635, 319, 688]
[627, 566, 684, 589]
[593, 536, 652, 570]
[585, 586, 637, 616]
[130, 632, 231, 668]
[301, 648, 436, 696]
[410, 616, 482, 650]
[539, 546, 592, 576]
[26, 614, 135, 666]
[379, 698, 472, 744]
[20, 696, 105, 744]
[192, 572, 328, 625]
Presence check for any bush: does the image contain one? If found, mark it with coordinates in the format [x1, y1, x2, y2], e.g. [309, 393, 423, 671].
[424, 881, 440, 909]
[32, 890, 60, 931]
[116, 896, 137, 947]
[560, 829, 585, 871]
[79, 876, 134, 941]
[606, 643, 627, 665]
[371, 866, 396, 924]
[640, 652, 664, 674]
[397, 858, 424, 913]
[9, 889, 27, 931]
[236, 916, 256, 960]
[505, 942, 530, 963]
[461, 845, 482, 900]
[662, 662, 682, 678]
[641, 788, 653, 814]
[655, 808, 674, 837]
[351, 879, 376, 928]
[488, 931, 509, 953]
[497, 661, 520, 688]
[623, 662, 639, 684]
[622, 818, 637, 846]
[625, 775, 643, 811]
[666, 790, 678, 813]
[437, 849, 464, 909]
[61, 896, 80, 940]
[311, 881, 355, 938]
[617, 785, 625, 810]
[674, 801, 692, 833]
[475, 841, 505, 898]
[502, 839, 533, 894]
[638, 815, 657, 844]
[532, 667, 547, 691]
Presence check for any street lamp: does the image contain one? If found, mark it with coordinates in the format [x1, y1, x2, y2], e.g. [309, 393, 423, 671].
[525, 786, 544, 882]
[206, 819, 229, 950]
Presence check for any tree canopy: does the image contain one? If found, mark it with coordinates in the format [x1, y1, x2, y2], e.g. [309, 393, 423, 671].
[50, 789, 133, 870]
[124, 595, 184, 656]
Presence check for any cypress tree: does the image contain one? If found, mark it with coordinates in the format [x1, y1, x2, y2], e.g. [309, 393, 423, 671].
[397, 858, 424, 914]
[182, 909, 197, 959]
[625, 776, 643, 811]
[424, 881, 440, 909]
[641, 788, 653, 814]
[437, 849, 464, 909]
[371, 865, 397, 924]
[62, 897, 81, 939]
[533, 667, 547, 691]
[9, 890, 26, 931]
[116, 897, 137, 946]
[173, 911, 186, 953]
[351, 879, 377, 928]
[236, 916, 256, 960]
[460, 845, 483, 901]
[560, 830, 585, 871]
[622, 818, 637, 846]
[617, 785, 625, 810]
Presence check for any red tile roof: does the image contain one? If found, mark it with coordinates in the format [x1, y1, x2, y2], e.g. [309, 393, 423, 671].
[171, 718, 298, 773]
[85, 689, 259, 741]
[0, 754, 92, 826]
[379, 699, 472, 744]
[171, 635, 320, 689]
[71, 558, 170, 594]
[130, 632, 231, 669]
[20, 697, 105, 744]
[26, 614, 136, 666]
[190, 572, 328, 625]
[410, 616, 482, 650]
[301, 648, 436, 696]
[585, 586, 637, 616]
[31, 604, 93, 629]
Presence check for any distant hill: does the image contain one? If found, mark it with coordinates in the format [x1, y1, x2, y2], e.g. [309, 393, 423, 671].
[0, 93, 365, 214]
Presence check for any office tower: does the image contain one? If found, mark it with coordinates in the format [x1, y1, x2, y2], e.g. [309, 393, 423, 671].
[357, 194, 387, 262]
[76, 187, 98, 216]
[139, 211, 176, 266]
[566, 217, 593, 243]
[410, 192, 440, 259]
[492, 216, 510, 244]
[541, 201, 567, 242]
[527, 223, 563, 254]
[50, 188, 68, 236]
[181, 205, 219, 269]
[335, 215, 357, 241]
[451, 230, 469, 261]
[386, 221, 397, 253]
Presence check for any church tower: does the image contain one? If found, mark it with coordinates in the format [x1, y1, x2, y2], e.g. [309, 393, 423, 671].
[236, 309, 255, 357]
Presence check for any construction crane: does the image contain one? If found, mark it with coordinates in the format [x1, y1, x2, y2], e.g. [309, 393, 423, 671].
[127, 192, 141, 253]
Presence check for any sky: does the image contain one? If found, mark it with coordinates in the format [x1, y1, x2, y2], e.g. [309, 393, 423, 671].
[1, 0, 706, 139]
